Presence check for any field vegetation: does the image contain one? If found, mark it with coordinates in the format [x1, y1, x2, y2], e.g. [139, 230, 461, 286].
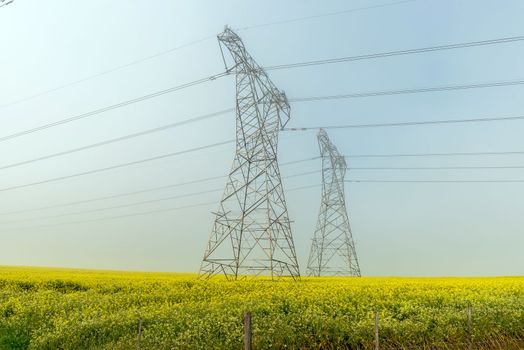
[0, 266, 522, 349]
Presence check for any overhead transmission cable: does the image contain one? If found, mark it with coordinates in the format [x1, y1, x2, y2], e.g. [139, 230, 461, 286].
[0, 188, 226, 225]
[0, 108, 234, 171]
[283, 113, 524, 131]
[3, 77, 522, 149]
[0, 36, 216, 108]
[0, 160, 319, 217]
[4, 177, 524, 233]
[1, 201, 220, 232]
[0, 71, 230, 144]
[4, 162, 523, 217]
[0, 175, 227, 217]
[289, 79, 524, 103]
[3, 31, 523, 111]
[3, 145, 524, 194]
[0, 0, 14, 8]
[0, 0, 414, 107]
[344, 151, 524, 158]
[0, 140, 235, 193]
[349, 166, 524, 170]
[8, 108, 524, 173]
[0, 182, 323, 231]
[264, 36, 524, 71]
[278, 156, 321, 167]
[0, 156, 319, 214]
[237, 0, 416, 30]
[0, 170, 322, 225]
[346, 179, 524, 183]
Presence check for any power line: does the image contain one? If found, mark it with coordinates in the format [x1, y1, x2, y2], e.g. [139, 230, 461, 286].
[0, 170, 322, 225]
[345, 151, 524, 158]
[0, 188, 224, 225]
[0, 158, 319, 216]
[0, 108, 234, 171]
[4, 31, 521, 113]
[1, 182, 323, 231]
[4, 177, 523, 233]
[1, 201, 219, 232]
[3, 147, 524, 194]
[346, 179, 524, 183]
[277, 156, 321, 166]
[10, 169, 524, 225]
[0, 1, 416, 107]
[0, 71, 229, 144]
[289, 79, 524, 103]
[0, 1, 408, 107]
[286, 183, 321, 192]
[0, 36, 216, 108]
[265, 36, 524, 71]
[6, 75, 515, 150]
[0, 140, 235, 193]
[283, 169, 320, 179]
[2, 44, 521, 147]
[0, 175, 226, 217]
[267, 153, 524, 164]
[0, 0, 14, 8]
[4, 108, 521, 173]
[237, 0, 416, 31]
[349, 166, 524, 170]
[283, 114, 524, 131]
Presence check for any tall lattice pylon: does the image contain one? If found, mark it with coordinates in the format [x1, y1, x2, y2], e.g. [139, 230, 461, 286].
[199, 27, 300, 280]
[307, 129, 361, 276]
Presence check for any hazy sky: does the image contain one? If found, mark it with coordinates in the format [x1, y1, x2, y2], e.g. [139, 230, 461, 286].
[0, 0, 523, 276]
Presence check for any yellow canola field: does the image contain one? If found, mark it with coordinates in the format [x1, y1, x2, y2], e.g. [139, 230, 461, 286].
[0, 266, 523, 349]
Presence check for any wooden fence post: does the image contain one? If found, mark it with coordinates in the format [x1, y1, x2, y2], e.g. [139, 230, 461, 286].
[374, 308, 380, 350]
[137, 318, 142, 350]
[244, 312, 252, 350]
[467, 304, 472, 350]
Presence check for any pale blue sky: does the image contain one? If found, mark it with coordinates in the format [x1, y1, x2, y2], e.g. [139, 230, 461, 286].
[0, 0, 523, 276]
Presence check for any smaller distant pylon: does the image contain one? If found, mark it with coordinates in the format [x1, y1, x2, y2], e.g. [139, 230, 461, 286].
[306, 129, 361, 277]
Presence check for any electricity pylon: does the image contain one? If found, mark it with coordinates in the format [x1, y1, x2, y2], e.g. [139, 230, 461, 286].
[307, 129, 361, 276]
[199, 27, 300, 280]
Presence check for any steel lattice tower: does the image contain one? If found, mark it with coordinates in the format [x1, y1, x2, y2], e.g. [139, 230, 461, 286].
[199, 27, 300, 280]
[307, 129, 361, 277]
